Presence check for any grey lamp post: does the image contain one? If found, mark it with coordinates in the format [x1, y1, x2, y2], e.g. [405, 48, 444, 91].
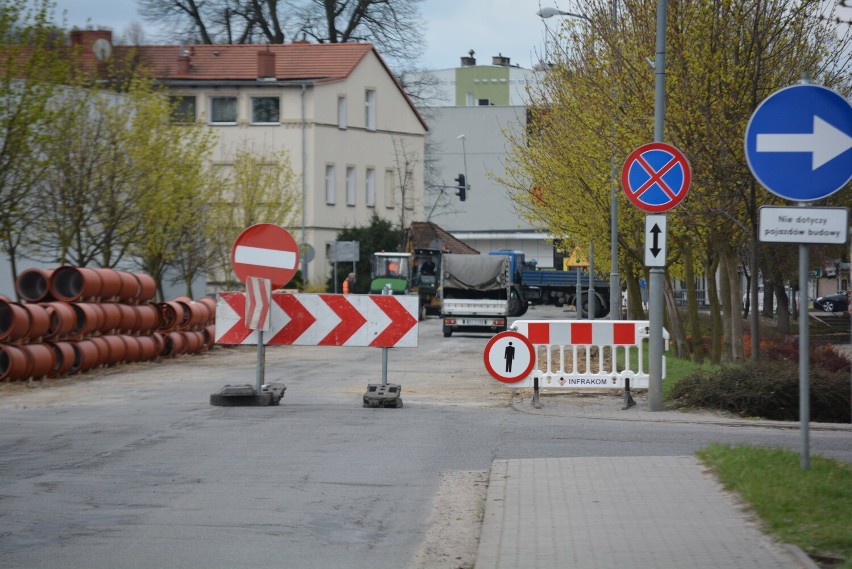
[538, 4, 621, 320]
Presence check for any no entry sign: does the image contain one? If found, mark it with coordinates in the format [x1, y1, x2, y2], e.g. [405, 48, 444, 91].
[231, 224, 299, 289]
[622, 142, 691, 213]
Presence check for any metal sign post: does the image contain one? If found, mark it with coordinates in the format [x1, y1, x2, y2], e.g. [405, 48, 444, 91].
[622, 151, 690, 412]
[330, 241, 360, 293]
[621, 138, 690, 412]
[246, 276, 272, 394]
[362, 285, 405, 408]
[650, 0, 668, 412]
[798, 218, 810, 469]
[211, 224, 299, 407]
[587, 242, 595, 320]
[746, 81, 852, 468]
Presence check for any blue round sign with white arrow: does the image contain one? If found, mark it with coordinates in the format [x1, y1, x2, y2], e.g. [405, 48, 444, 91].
[745, 84, 852, 201]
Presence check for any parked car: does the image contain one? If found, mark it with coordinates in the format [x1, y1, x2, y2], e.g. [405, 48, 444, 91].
[813, 291, 849, 313]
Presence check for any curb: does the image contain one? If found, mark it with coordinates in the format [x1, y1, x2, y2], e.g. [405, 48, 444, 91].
[473, 459, 507, 569]
[509, 393, 852, 432]
[783, 544, 822, 569]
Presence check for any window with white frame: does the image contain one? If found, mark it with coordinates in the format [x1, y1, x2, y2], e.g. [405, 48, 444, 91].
[403, 175, 414, 210]
[346, 166, 356, 206]
[365, 168, 375, 207]
[365, 89, 376, 131]
[251, 96, 280, 123]
[384, 169, 395, 209]
[338, 96, 347, 129]
[210, 96, 237, 124]
[325, 164, 336, 204]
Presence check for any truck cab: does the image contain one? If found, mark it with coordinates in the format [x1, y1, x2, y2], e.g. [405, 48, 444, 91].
[369, 252, 412, 295]
[412, 249, 443, 317]
[488, 250, 529, 317]
[370, 250, 443, 320]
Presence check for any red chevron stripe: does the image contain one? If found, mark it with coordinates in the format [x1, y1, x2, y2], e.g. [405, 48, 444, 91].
[269, 294, 316, 344]
[246, 277, 271, 330]
[217, 292, 253, 344]
[369, 296, 416, 347]
[318, 294, 367, 346]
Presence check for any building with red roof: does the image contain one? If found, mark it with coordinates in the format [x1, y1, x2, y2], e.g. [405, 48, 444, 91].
[70, 30, 428, 288]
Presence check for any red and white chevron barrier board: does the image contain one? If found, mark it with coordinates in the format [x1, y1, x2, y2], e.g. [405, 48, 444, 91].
[215, 292, 418, 348]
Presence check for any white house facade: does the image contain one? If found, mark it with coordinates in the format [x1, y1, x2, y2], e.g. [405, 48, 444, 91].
[68, 31, 428, 290]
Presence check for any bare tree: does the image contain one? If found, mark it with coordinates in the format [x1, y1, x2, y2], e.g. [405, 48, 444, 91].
[117, 21, 149, 45]
[390, 136, 419, 248]
[138, 0, 424, 67]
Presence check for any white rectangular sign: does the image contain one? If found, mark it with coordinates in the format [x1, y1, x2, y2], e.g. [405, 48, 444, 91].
[234, 245, 297, 269]
[759, 206, 849, 244]
[645, 214, 667, 267]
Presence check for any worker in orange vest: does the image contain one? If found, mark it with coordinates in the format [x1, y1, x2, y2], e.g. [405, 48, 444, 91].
[342, 272, 355, 294]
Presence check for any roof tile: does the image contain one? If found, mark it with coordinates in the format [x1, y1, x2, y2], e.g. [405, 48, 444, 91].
[133, 42, 373, 81]
[409, 222, 479, 254]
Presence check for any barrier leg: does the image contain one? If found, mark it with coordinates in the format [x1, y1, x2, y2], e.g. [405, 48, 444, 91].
[622, 377, 636, 410]
[363, 344, 402, 408]
[381, 347, 388, 385]
[532, 376, 542, 409]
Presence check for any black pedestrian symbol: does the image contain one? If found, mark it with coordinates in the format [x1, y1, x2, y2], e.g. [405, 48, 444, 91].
[504, 341, 515, 373]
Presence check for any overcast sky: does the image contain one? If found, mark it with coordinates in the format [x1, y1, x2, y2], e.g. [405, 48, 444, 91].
[52, 0, 563, 70]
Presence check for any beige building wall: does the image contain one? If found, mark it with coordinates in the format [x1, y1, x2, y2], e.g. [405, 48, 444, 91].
[170, 51, 426, 288]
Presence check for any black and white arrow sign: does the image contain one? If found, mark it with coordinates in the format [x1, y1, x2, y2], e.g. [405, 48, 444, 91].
[645, 214, 667, 267]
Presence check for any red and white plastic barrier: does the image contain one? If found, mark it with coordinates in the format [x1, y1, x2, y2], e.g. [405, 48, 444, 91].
[508, 320, 669, 389]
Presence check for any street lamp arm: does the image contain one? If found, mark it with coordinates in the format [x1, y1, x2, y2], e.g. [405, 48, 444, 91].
[537, 7, 592, 22]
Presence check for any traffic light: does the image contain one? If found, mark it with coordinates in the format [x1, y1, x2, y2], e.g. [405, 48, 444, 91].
[454, 174, 466, 201]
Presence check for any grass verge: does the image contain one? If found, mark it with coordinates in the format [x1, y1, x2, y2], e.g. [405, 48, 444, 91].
[697, 444, 852, 568]
[614, 343, 717, 400]
[662, 354, 718, 400]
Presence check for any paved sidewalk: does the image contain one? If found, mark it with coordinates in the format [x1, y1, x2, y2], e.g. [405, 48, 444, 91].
[476, 455, 816, 569]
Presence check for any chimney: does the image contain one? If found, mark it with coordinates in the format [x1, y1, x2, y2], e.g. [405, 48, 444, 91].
[492, 54, 510, 67]
[177, 45, 191, 75]
[69, 29, 113, 53]
[460, 49, 476, 66]
[257, 49, 276, 79]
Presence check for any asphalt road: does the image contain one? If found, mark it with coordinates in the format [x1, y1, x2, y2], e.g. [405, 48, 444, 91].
[0, 304, 849, 569]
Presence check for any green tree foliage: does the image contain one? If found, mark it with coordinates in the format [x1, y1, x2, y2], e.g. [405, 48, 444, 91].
[1, 13, 218, 300]
[127, 82, 217, 300]
[31, 84, 144, 267]
[26, 75, 216, 300]
[501, 0, 851, 363]
[0, 0, 68, 289]
[204, 144, 301, 291]
[327, 213, 400, 294]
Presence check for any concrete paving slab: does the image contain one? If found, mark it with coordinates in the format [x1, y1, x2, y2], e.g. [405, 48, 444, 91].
[476, 456, 814, 569]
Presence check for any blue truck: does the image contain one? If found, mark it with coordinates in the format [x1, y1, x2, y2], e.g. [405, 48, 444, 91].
[489, 250, 612, 319]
